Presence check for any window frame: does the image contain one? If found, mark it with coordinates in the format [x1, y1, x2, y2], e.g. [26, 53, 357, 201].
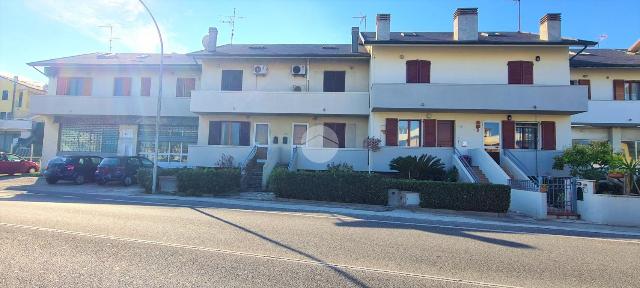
[1, 90, 7, 100]
[322, 71, 346, 92]
[624, 80, 640, 101]
[113, 77, 132, 96]
[514, 122, 539, 150]
[254, 123, 270, 147]
[221, 70, 243, 91]
[397, 119, 422, 147]
[140, 77, 151, 96]
[292, 123, 309, 146]
[176, 77, 196, 97]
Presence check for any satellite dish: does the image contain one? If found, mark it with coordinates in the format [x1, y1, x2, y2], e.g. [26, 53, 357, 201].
[202, 35, 209, 49]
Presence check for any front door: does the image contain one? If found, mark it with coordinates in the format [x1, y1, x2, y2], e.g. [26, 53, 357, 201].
[484, 122, 501, 164]
[254, 123, 270, 160]
[323, 123, 346, 148]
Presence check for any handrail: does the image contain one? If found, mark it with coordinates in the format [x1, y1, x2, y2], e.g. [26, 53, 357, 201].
[288, 146, 298, 172]
[454, 147, 479, 183]
[240, 145, 258, 173]
[504, 149, 540, 188]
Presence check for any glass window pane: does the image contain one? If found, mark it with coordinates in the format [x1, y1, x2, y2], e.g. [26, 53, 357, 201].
[255, 124, 269, 145]
[398, 120, 408, 147]
[515, 123, 538, 149]
[409, 120, 421, 147]
[293, 124, 307, 145]
[484, 122, 500, 148]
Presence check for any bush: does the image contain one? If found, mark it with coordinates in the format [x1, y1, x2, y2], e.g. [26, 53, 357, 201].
[269, 169, 510, 212]
[389, 154, 445, 181]
[137, 168, 188, 194]
[553, 142, 615, 180]
[176, 168, 241, 196]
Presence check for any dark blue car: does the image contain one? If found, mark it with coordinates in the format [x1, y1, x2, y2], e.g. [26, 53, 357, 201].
[44, 156, 103, 184]
[95, 156, 154, 186]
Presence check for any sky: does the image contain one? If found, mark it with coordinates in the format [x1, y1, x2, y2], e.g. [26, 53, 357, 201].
[0, 0, 638, 84]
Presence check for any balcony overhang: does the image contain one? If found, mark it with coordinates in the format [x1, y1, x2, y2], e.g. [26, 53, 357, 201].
[371, 83, 588, 115]
[29, 95, 195, 117]
[572, 100, 640, 126]
[0, 119, 32, 131]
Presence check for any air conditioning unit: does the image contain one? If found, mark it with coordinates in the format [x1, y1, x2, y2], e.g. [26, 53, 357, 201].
[253, 65, 268, 75]
[292, 85, 304, 92]
[291, 65, 306, 76]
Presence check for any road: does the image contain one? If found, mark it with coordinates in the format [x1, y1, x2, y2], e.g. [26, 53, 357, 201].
[1, 181, 639, 287]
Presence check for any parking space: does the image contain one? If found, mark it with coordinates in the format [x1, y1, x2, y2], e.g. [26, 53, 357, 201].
[0, 176, 144, 195]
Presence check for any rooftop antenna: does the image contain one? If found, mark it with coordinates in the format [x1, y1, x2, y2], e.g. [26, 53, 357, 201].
[98, 24, 120, 52]
[597, 34, 608, 47]
[513, 0, 521, 32]
[221, 8, 245, 44]
[352, 14, 367, 31]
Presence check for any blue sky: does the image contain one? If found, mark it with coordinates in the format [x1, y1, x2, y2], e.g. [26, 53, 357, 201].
[1, 0, 638, 83]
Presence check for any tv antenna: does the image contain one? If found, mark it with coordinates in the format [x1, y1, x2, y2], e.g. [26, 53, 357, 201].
[597, 34, 608, 47]
[513, 0, 521, 32]
[221, 8, 245, 44]
[98, 25, 120, 52]
[352, 14, 367, 31]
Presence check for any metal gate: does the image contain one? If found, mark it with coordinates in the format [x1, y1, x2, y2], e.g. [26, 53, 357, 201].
[542, 177, 578, 215]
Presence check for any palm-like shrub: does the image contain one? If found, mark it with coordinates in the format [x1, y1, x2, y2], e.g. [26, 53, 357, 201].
[389, 154, 445, 181]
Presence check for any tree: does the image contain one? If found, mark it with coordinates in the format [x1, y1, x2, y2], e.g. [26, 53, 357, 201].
[553, 142, 615, 180]
[389, 154, 445, 181]
[611, 155, 640, 195]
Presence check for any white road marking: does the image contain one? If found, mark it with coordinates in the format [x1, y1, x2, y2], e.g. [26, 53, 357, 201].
[0, 222, 522, 288]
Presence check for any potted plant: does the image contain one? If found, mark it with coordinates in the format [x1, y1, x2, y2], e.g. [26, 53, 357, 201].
[611, 155, 639, 195]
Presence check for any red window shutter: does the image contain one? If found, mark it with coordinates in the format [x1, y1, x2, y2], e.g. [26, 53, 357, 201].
[436, 120, 454, 147]
[122, 77, 132, 96]
[418, 60, 431, 83]
[56, 77, 69, 95]
[82, 78, 92, 96]
[507, 61, 522, 84]
[521, 61, 534, 84]
[422, 119, 437, 147]
[541, 121, 556, 150]
[501, 120, 515, 149]
[385, 118, 398, 146]
[406, 60, 419, 83]
[141, 77, 151, 96]
[577, 79, 591, 100]
[613, 79, 625, 100]
[239, 121, 251, 146]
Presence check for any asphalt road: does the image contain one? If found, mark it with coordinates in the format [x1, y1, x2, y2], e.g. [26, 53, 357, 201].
[1, 182, 640, 287]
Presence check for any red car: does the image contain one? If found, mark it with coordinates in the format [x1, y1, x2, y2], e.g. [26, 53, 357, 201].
[0, 152, 40, 175]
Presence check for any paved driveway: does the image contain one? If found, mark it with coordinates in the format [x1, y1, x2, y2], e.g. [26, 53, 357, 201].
[0, 176, 144, 195]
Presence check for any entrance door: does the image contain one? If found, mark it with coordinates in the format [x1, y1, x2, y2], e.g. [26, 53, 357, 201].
[323, 123, 346, 148]
[254, 123, 269, 147]
[484, 122, 501, 164]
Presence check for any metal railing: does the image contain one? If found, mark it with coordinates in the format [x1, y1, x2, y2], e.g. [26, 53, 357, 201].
[240, 146, 258, 173]
[288, 146, 298, 172]
[503, 149, 540, 191]
[454, 147, 479, 183]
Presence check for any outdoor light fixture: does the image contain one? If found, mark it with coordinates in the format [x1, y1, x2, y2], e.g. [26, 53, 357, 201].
[475, 121, 481, 132]
[535, 56, 541, 61]
[507, 115, 513, 121]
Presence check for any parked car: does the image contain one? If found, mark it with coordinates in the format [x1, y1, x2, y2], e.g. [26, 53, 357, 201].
[0, 152, 40, 175]
[95, 156, 154, 186]
[43, 156, 103, 184]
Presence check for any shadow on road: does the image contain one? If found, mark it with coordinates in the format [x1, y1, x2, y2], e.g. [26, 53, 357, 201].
[190, 207, 372, 288]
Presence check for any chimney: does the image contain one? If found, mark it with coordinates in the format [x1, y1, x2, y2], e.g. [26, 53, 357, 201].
[453, 8, 478, 41]
[376, 14, 390, 40]
[351, 27, 360, 53]
[627, 39, 640, 54]
[539, 13, 561, 42]
[206, 27, 218, 52]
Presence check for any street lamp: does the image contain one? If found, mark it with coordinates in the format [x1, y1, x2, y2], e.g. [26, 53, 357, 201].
[138, 0, 163, 194]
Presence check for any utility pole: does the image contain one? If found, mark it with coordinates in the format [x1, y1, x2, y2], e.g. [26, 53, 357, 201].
[222, 8, 244, 44]
[10, 76, 17, 120]
[98, 24, 119, 52]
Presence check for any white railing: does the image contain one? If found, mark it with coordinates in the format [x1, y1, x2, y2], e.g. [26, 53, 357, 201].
[187, 145, 252, 167]
[453, 148, 479, 183]
[468, 148, 510, 185]
[288, 146, 298, 172]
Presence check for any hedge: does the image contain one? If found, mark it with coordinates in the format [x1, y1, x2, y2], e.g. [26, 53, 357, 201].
[137, 168, 188, 194]
[176, 168, 241, 196]
[268, 169, 510, 213]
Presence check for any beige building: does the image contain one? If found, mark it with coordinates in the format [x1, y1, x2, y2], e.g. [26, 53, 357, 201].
[0, 74, 45, 152]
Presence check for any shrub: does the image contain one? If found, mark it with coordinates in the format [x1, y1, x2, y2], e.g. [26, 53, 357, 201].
[269, 169, 510, 212]
[215, 154, 235, 168]
[176, 168, 241, 196]
[389, 154, 445, 181]
[553, 142, 614, 180]
[363, 137, 382, 152]
[326, 162, 354, 174]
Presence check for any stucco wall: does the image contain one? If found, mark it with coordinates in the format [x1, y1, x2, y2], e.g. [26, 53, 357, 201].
[577, 180, 640, 227]
[369, 46, 570, 85]
[200, 58, 369, 92]
[570, 68, 640, 101]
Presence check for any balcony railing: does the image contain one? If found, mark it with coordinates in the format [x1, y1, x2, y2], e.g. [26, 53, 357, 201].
[572, 100, 640, 126]
[371, 83, 588, 114]
[190, 90, 369, 115]
[29, 95, 194, 117]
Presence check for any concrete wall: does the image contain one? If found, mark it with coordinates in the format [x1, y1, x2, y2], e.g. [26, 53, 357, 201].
[506, 149, 568, 177]
[200, 58, 369, 92]
[577, 180, 640, 227]
[296, 147, 368, 171]
[570, 68, 640, 101]
[40, 116, 59, 165]
[369, 46, 570, 85]
[370, 111, 573, 151]
[370, 147, 453, 172]
[187, 145, 252, 167]
[469, 148, 509, 184]
[510, 189, 548, 219]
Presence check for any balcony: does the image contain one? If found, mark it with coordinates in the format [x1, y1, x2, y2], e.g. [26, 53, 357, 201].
[0, 119, 32, 131]
[371, 83, 588, 114]
[29, 95, 194, 117]
[190, 90, 369, 116]
[572, 100, 640, 126]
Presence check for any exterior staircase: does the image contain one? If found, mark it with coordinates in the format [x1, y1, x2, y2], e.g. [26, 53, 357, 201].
[469, 166, 490, 184]
[242, 159, 264, 192]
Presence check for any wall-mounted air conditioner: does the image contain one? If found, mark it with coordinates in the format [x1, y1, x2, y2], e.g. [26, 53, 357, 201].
[291, 65, 306, 76]
[292, 85, 305, 92]
[253, 65, 268, 75]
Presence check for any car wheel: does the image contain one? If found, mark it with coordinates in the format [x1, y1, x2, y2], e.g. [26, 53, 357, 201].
[122, 176, 133, 186]
[27, 167, 37, 174]
[74, 175, 85, 185]
[46, 177, 58, 184]
[96, 179, 106, 185]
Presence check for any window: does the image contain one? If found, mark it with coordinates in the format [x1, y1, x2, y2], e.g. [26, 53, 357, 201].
[624, 81, 640, 100]
[406, 60, 431, 83]
[6, 154, 21, 162]
[17, 92, 23, 107]
[221, 70, 243, 91]
[176, 78, 196, 97]
[293, 124, 308, 146]
[56, 77, 92, 96]
[323, 71, 346, 92]
[137, 125, 197, 163]
[1, 90, 7, 100]
[570, 79, 591, 99]
[254, 123, 269, 146]
[141, 77, 151, 96]
[621, 141, 639, 161]
[515, 122, 538, 149]
[507, 61, 534, 84]
[59, 123, 119, 153]
[323, 123, 346, 148]
[113, 77, 132, 96]
[208, 121, 250, 146]
[398, 120, 421, 147]
[0, 112, 5, 119]
[140, 158, 154, 168]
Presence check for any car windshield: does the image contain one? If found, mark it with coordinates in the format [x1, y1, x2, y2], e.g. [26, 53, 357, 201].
[49, 157, 68, 164]
[100, 158, 121, 166]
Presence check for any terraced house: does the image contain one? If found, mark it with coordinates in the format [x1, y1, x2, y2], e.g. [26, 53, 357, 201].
[29, 8, 598, 191]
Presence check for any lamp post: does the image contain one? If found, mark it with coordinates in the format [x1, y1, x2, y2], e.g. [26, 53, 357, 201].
[138, 0, 163, 194]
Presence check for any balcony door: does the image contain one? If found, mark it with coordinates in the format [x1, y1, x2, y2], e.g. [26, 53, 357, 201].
[254, 123, 269, 147]
[483, 122, 501, 164]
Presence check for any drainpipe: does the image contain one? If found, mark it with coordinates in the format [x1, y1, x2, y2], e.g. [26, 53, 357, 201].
[569, 45, 588, 60]
[10, 76, 17, 119]
[306, 58, 310, 92]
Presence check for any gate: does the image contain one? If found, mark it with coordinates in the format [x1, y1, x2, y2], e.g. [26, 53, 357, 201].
[542, 177, 578, 215]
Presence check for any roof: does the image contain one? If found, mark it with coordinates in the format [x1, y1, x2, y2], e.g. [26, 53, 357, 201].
[360, 31, 597, 46]
[189, 44, 369, 58]
[0, 73, 45, 91]
[570, 49, 640, 68]
[28, 52, 198, 67]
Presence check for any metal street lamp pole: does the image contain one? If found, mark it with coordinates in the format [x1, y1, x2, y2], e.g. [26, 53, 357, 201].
[138, 0, 163, 194]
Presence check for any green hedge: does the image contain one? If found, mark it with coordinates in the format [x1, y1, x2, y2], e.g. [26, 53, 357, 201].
[268, 169, 510, 213]
[176, 168, 241, 196]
